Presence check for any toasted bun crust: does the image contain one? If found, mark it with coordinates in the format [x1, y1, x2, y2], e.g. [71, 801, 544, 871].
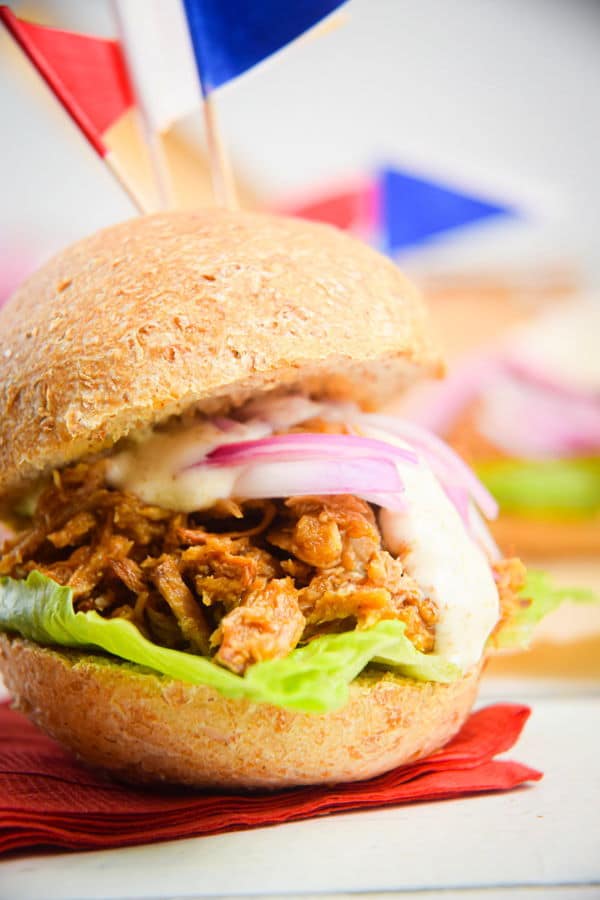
[0, 210, 440, 502]
[0, 636, 480, 788]
[490, 513, 600, 558]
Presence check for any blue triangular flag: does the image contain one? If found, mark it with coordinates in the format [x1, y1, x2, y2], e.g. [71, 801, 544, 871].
[380, 167, 515, 254]
[183, 0, 346, 94]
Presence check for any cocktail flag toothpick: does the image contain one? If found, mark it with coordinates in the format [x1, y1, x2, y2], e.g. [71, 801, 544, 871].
[112, 0, 347, 208]
[183, 0, 346, 206]
[183, 0, 347, 93]
[0, 5, 153, 213]
[2, 1, 348, 213]
[112, 0, 203, 209]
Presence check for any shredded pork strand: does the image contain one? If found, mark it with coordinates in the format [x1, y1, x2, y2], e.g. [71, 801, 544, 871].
[213, 577, 305, 673]
[0, 459, 523, 675]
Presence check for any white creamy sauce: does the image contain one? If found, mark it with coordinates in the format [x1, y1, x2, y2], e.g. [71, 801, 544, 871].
[107, 406, 500, 671]
[363, 426, 500, 670]
[106, 420, 269, 512]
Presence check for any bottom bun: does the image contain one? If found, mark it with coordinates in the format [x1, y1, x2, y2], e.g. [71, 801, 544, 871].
[490, 514, 600, 559]
[0, 635, 481, 789]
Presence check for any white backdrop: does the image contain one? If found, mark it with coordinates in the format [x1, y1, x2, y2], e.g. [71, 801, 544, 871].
[1, 0, 599, 280]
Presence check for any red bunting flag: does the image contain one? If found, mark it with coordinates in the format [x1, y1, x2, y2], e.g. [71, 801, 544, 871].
[0, 6, 133, 156]
[0, 6, 154, 211]
[280, 179, 378, 237]
[280, 168, 514, 255]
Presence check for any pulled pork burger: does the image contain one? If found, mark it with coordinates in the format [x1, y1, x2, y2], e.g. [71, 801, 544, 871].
[403, 301, 600, 558]
[0, 211, 535, 788]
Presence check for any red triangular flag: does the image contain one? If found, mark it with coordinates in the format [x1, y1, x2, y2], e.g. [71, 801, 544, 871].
[281, 180, 378, 236]
[0, 6, 133, 156]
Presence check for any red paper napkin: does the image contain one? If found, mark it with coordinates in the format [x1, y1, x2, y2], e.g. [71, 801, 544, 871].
[0, 701, 541, 856]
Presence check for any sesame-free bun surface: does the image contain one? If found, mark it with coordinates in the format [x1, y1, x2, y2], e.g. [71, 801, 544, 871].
[0, 210, 440, 501]
[0, 636, 480, 788]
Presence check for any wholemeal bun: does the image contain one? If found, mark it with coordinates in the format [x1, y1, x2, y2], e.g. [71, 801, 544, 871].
[0, 210, 440, 505]
[0, 635, 481, 788]
[489, 513, 600, 558]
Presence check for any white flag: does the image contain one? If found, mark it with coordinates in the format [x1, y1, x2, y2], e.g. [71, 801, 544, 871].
[113, 0, 202, 133]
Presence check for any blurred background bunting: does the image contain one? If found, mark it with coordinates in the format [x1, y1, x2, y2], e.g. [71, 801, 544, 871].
[280, 166, 515, 256]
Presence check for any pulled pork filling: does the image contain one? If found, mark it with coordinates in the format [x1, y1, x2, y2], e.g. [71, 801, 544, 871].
[0, 461, 441, 674]
[0, 455, 527, 675]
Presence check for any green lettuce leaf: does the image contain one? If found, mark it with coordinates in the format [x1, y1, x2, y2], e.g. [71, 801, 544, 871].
[493, 569, 599, 649]
[476, 458, 600, 517]
[0, 571, 459, 713]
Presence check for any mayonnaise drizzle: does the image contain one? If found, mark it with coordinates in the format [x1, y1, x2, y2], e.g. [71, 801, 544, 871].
[359, 425, 499, 670]
[106, 420, 269, 512]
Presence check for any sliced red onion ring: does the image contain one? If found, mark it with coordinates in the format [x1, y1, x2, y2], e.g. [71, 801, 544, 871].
[358, 414, 499, 520]
[401, 354, 501, 435]
[402, 349, 600, 460]
[233, 458, 406, 510]
[477, 371, 600, 459]
[176, 430, 412, 511]
[202, 433, 418, 468]
[503, 355, 600, 404]
[175, 403, 495, 534]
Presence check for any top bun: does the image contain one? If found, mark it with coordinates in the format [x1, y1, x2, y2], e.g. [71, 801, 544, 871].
[0, 210, 440, 501]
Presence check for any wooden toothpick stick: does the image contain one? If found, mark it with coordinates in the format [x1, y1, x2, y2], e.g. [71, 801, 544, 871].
[147, 130, 174, 209]
[202, 94, 238, 209]
[105, 150, 154, 214]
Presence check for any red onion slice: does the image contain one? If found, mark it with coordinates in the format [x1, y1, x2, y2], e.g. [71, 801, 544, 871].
[359, 414, 499, 520]
[203, 433, 418, 467]
[178, 430, 412, 511]
[234, 458, 406, 509]
[173, 403, 496, 531]
[477, 370, 600, 459]
[401, 354, 501, 435]
[503, 356, 599, 403]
